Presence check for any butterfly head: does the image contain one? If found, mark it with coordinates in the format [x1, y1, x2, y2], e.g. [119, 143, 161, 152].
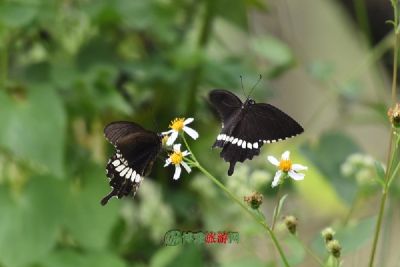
[243, 98, 256, 108]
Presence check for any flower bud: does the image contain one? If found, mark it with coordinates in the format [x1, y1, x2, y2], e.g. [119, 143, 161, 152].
[283, 215, 298, 234]
[244, 192, 263, 209]
[327, 240, 341, 258]
[321, 227, 335, 243]
[388, 103, 400, 128]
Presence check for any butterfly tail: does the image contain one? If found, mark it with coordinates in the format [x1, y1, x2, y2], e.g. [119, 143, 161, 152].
[100, 188, 118, 205]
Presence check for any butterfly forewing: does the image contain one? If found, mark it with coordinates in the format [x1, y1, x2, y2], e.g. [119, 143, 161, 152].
[102, 121, 162, 205]
[209, 89, 304, 176]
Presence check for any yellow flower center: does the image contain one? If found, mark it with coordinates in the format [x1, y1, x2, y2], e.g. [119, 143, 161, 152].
[279, 159, 292, 172]
[170, 151, 183, 165]
[169, 118, 185, 131]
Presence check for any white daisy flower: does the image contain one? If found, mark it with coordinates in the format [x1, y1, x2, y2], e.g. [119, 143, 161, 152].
[164, 144, 191, 180]
[162, 117, 199, 146]
[267, 151, 308, 187]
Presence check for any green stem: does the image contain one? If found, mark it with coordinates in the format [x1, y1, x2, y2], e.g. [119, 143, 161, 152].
[293, 234, 324, 266]
[0, 41, 7, 91]
[196, 163, 291, 267]
[271, 186, 282, 230]
[368, 3, 399, 266]
[185, 0, 215, 115]
[353, 0, 372, 45]
[181, 136, 290, 266]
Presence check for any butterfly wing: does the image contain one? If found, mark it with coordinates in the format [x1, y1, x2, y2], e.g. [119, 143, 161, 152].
[211, 93, 303, 175]
[101, 121, 161, 205]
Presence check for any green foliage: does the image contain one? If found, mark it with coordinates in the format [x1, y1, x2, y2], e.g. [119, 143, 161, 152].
[0, 0, 393, 266]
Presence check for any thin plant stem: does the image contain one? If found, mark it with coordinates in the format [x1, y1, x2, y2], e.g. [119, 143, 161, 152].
[271, 186, 282, 230]
[344, 189, 360, 225]
[195, 163, 291, 267]
[182, 135, 291, 267]
[353, 0, 372, 45]
[0, 40, 7, 91]
[293, 234, 324, 266]
[368, 2, 399, 266]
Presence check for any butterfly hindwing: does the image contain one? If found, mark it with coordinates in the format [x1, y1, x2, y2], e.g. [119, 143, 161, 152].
[209, 89, 304, 176]
[102, 121, 161, 205]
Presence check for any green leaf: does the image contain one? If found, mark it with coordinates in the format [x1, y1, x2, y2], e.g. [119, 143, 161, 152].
[215, 0, 248, 31]
[64, 164, 120, 250]
[0, 176, 67, 267]
[272, 194, 288, 222]
[0, 87, 66, 176]
[0, 2, 38, 28]
[301, 132, 361, 203]
[336, 217, 376, 254]
[150, 247, 181, 267]
[375, 161, 385, 180]
[251, 36, 294, 66]
[41, 249, 127, 267]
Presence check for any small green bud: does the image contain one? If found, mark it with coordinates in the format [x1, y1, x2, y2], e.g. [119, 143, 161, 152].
[388, 103, 400, 128]
[327, 240, 341, 258]
[321, 227, 335, 243]
[244, 192, 263, 209]
[283, 215, 298, 235]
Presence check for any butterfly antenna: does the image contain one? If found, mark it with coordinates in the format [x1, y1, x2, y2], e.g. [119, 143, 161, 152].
[247, 74, 262, 99]
[240, 75, 246, 98]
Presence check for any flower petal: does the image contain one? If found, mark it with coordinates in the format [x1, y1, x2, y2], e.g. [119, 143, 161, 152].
[161, 130, 173, 135]
[181, 161, 191, 173]
[271, 170, 282, 187]
[173, 165, 182, 180]
[267, 156, 280, 166]
[288, 170, 305, 181]
[164, 158, 171, 167]
[183, 126, 199, 140]
[281, 151, 290, 160]
[184, 118, 194, 125]
[292, 164, 308, 171]
[167, 131, 179, 146]
[173, 143, 181, 152]
[182, 150, 191, 157]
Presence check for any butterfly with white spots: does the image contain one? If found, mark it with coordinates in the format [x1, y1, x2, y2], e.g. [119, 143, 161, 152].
[101, 121, 162, 205]
[209, 89, 304, 176]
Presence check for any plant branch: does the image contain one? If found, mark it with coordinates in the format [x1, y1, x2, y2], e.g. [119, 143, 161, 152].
[368, 2, 400, 266]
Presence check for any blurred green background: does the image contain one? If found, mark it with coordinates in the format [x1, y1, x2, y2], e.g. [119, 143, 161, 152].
[0, 0, 398, 266]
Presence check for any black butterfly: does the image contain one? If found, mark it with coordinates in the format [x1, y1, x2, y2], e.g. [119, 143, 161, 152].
[101, 121, 162, 205]
[209, 89, 304, 176]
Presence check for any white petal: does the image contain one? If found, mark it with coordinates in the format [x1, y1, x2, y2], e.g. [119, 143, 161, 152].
[164, 158, 171, 167]
[288, 170, 305, 181]
[267, 156, 280, 166]
[167, 131, 179, 146]
[162, 130, 173, 135]
[292, 164, 308, 171]
[271, 171, 282, 187]
[281, 151, 290, 160]
[181, 161, 191, 173]
[173, 165, 182, 180]
[182, 150, 191, 157]
[184, 118, 194, 125]
[173, 143, 181, 152]
[183, 126, 199, 140]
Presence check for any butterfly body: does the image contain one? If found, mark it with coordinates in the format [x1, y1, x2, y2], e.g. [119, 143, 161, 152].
[209, 89, 303, 176]
[102, 121, 162, 205]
